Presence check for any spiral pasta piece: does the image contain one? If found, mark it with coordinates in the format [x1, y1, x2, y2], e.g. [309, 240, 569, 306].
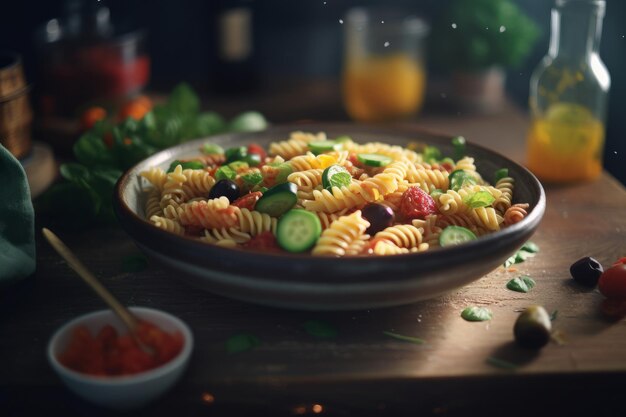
[494, 175, 515, 215]
[405, 163, 449, 191]
[287, 169, 323, 192]
[317, 209, 350, 230]
[345, 234, 370, 255]
[176, 197, 237, 229]
[469, 207, 503, 231]
[150, 215, 185, 235]
[203, 227, 251, 244]
[504, 203, 529, 226]
[145, 188, 163, 219]
[288, 152, 338, 172]
[436, 213, 490, 236]
[269, 131, 326, 159]
[234, 207, 277, 236]
[182, 169, 216, 196]
[140, 167, 168, 191]
[374, 224, 424, 249]
[312, 211, 370, 256]
[303, 184, 369, 213]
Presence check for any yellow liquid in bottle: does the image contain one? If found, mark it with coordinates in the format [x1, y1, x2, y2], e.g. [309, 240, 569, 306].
[526, 103, 604, 182]
[342, 53, 426, 122]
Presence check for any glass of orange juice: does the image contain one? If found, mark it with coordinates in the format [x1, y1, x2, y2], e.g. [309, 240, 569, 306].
[342, 8, 429, 123]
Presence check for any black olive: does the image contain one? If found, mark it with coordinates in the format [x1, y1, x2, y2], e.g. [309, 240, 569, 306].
[208, 179, 240, 202]
[514, 305, 552, 349]
[361, 203, 395, 235]
[570, 256, 603, 287]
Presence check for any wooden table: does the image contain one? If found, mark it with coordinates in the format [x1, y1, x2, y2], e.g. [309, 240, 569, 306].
[2, 101, 626, 416]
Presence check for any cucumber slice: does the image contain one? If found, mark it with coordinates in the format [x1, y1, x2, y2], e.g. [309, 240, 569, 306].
[449, 169, 477, 191]
[242, 153, 262, 167]
[308, 141, 342, 155]
[255, 182, 298, 217]
[322, 164, 352, 191]
[357, 153, 392, 167]
[439, 226, 477, 247]
[277, 209, 322, 252]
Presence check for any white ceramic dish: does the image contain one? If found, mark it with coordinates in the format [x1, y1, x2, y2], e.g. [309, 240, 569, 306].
[47, 307, 193, 410]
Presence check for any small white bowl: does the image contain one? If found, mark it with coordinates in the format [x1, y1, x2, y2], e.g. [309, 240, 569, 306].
[48, 307, 193, 410]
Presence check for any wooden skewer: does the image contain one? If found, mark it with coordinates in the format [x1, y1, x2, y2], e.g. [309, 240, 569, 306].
[42, 227, 143, 337]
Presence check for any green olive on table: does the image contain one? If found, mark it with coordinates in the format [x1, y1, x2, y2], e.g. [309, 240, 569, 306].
[513, 305, 552, 349]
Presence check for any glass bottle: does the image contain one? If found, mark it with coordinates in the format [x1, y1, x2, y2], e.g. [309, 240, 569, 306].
[526, 0, 610, 183]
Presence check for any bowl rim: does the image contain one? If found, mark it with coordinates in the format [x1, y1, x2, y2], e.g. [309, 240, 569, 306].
[113, 123, 546, 269]
[47, 307, 193, 385]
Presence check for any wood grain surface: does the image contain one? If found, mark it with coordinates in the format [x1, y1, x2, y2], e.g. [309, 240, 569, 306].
[2, 101, 626, 416]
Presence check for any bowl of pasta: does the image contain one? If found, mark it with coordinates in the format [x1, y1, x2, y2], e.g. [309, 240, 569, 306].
[114, 124, 545, 310]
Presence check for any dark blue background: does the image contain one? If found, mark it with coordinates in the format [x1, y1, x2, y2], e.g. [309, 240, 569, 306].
[2, 0, 624, 183]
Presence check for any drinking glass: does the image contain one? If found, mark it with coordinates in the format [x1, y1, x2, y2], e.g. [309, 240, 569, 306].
[342, 8, 429, 123]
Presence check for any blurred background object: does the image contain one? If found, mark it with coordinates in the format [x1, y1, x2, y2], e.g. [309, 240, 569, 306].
[0, 51, 32, 159]
[342, 7, 429, 122]
[0, 0, 624, 185]
[34, 0, 149, 149]
[431, 0, 540, 113]
[526, 0, 609, 183]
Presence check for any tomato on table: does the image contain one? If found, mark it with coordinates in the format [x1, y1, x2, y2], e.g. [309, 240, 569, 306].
[598, 259, 626, 299]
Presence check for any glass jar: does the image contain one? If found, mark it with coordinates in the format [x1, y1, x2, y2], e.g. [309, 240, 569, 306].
[526, 0, 610, 183]
[342, 8, 429, 123]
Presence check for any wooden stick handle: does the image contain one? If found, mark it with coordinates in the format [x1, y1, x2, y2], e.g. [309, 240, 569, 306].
[42, 228, 139, 331]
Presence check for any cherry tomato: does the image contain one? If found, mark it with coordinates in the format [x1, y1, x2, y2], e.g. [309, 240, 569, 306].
[245, 231, 281, 252]
[399, 186, 437, 220]
[81, 106, 107, 131]
[119, 96, 152, 121]
[247, 143, 267, 162]
[598, 262, 626, 299]
[232, 191, 263, 210]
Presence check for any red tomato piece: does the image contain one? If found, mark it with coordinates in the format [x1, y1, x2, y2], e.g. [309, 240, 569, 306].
[612, 257, 626, 267]
[232, 192, 263, 210]
[81, 106, 107, 131]
[399, 186, 437, 220]
[247, 143, 267, 162]
[600, 298, 626, 320]
[95, 325, 118, 351]
[598, 263, 626, 299]
[245, 231, 281, 252]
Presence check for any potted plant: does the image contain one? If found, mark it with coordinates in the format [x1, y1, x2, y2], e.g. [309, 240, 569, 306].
[431, 0, 540, 112]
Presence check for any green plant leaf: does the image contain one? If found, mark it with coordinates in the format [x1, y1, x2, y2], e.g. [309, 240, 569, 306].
[506, 275, 536, 293]
[463, 191, 495, 208]
[303, 320, 338, 339]
[383, 331, 425, 344]
[503, 242, 539, 267]
[167, 83, 200, 115]
[226, 334, 260, 354]
[461, 306, 493, 322]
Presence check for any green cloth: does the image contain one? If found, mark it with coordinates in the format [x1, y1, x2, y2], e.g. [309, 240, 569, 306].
[0, 144, 35, 286]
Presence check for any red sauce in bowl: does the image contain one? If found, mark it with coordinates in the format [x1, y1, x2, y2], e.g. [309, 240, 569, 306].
[58, 321, 184, 376]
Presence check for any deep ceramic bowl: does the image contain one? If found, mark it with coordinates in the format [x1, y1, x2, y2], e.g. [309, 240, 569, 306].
[114, 124, 545, 310]
[48, 307, 193, 410]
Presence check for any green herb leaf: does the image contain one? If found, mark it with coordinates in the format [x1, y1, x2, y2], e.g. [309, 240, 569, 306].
[452, 136, 466, 160]
[521, 241, 539, 253]
[167, 160, 205, 173]
[506, 275, 536, 293]
[201, 143, 225, 155]
[486, 356, 518, 370]
[423, 145, 442, 163]
[503, 242, 540, 267]
[463, 190, 496, 208]
[449, 170, 477, 191]
[216, 165, 238, 181]
[461, 307, 493, 322]
[495, 168, 509, 182]
[430, 189, 444, 199]
[303, 320, 338, 339]
[383, 331, 425, 345]
[550, 310, 558, 321]
[195, 112, 226, 137]
[226, 334, 260, 354]
[122, 254, 148, 273]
